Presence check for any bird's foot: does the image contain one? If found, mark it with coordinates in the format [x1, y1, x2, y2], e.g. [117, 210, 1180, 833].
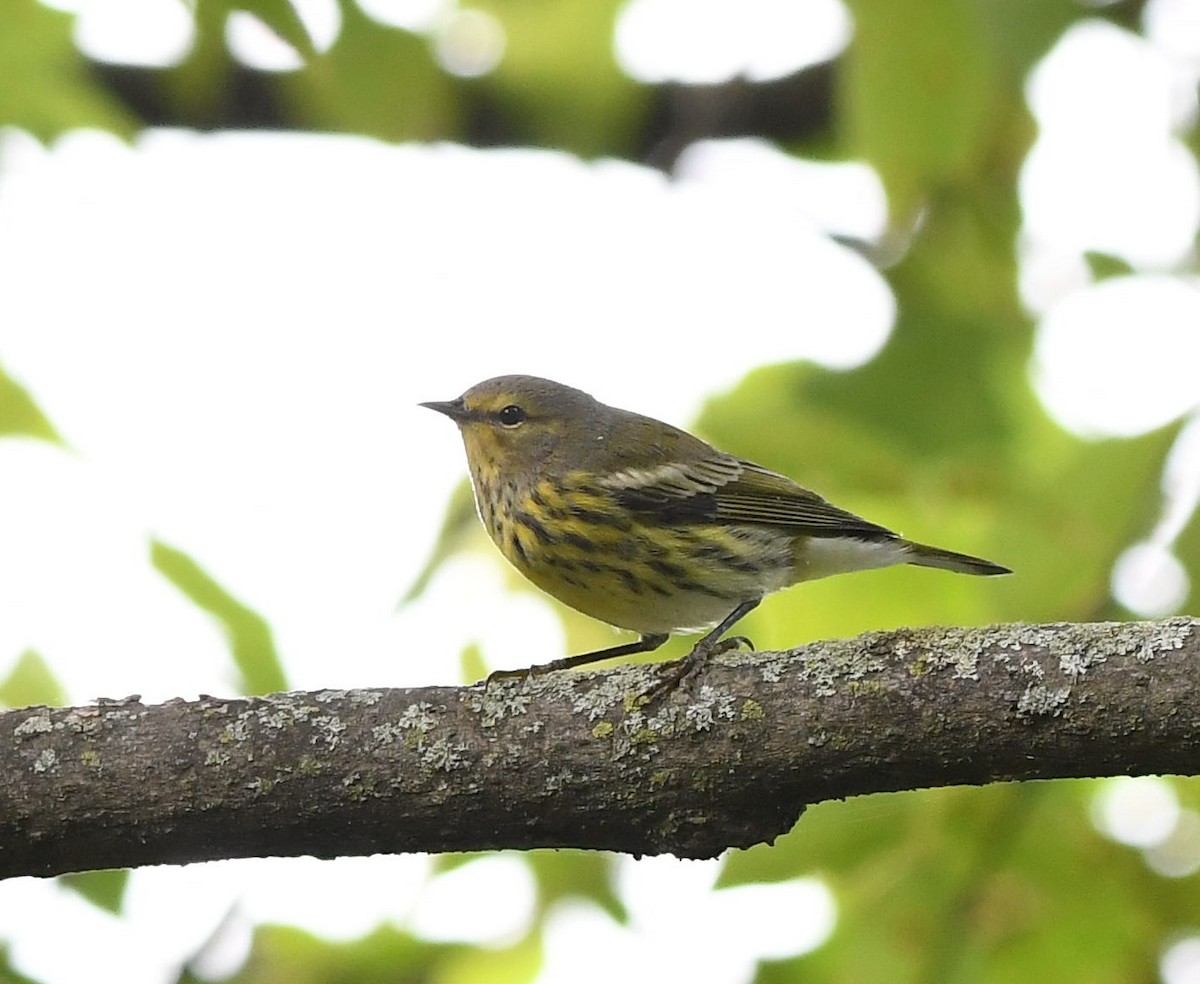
[484, 665, 540, 688]
[641, 634, 754, 704]
[716, 635, 754, 655]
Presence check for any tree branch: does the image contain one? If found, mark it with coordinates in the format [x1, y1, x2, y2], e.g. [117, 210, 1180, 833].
[2, 618, 1197, 879]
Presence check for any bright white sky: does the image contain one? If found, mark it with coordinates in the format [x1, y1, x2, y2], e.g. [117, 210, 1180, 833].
[1, 1, 1199, 982]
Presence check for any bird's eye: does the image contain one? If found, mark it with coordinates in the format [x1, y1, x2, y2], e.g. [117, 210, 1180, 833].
[497, 404, 526, 427]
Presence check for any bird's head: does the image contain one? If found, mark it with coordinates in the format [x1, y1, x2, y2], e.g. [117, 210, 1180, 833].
[421, 375, 598, 478]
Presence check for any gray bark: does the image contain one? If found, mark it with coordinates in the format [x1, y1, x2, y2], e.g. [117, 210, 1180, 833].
[1, 618, 1197, 879]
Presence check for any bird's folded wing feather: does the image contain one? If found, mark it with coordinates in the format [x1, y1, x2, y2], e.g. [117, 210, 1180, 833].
[601, 455, 898, 540]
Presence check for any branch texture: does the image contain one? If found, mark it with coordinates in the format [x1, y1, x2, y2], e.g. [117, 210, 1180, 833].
[2, 618, 1197, 878]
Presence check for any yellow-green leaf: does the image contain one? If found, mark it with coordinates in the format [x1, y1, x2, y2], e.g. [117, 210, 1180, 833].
[59, 869, 130, 915]
[151, 539, 288, 696]
[0, 650, 67, 708]
[840, 0, 999, 215]
[0, 363, 62, 444]
[0, 0, 137, 139]
[402, 478, 483, 605]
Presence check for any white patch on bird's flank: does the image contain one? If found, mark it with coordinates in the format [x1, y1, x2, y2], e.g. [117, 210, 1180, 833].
[793, 537, 910, 582]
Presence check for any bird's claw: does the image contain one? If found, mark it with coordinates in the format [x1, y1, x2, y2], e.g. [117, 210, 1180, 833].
[640, 633, 754, 704]
[484, 666, 537, 688]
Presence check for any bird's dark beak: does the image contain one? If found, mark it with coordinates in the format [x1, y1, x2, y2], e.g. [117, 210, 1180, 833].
[420, 398, 471, 423]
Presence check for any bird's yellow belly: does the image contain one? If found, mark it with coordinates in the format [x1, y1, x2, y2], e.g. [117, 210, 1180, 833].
[476, 477, 794, 635]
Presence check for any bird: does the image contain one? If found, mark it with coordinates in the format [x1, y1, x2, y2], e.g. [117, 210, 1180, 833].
[422, 375, 1009, 689]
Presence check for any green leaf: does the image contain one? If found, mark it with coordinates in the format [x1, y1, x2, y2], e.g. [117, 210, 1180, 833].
[282, 5, 460, 141]
[59, 869, 130, 915]
[0, 945, 40, 984]
[815, 193, 1030, 458]
[735, 782, 1185, 984]
[230, 0, 316, 60]
[1173, 491, 1200, 615]
[222, 924, 465, 984]
[527, 850, 626, 924]
[460, 642, 488, 685]
[437, 931, 540, 984]
[697, 156, 1178, 637]
[974, 0, 1081, 84]
[0, 363, 62, 444]
[219, 922, 538, 984]
[402, 479, 483, 605]
[475, 0, 648, 157]
[165, 0, 315, 126]
[189, 0, 316, 61]
[0, 650, 68, 708]
[840, 0, 999, 215]
[163, 0, 238, 122]
[430, 850, 625, 931]
[0, 0, 138, 139]
[151, 540, 288, 696]
[429, 851, 477, 875]
[1084, 252, 1136, 283]
[989, 420, 1182, 623]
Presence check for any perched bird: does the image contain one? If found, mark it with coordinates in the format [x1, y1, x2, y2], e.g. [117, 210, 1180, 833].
[423, 375, 1009, 688]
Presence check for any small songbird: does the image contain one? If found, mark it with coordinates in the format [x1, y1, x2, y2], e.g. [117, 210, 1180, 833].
[423, 375, 1009, 687]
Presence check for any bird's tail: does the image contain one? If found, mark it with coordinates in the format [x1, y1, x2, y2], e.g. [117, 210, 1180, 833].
[904, 541, 1011, 576]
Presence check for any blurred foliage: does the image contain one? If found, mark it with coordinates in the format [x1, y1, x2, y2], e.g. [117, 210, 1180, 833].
[458, 641, 488, 685]
[0, 947, 40, 984]
[1177, 500, 1200, 616]
[213, 924, 539, 984]
[0, 650, 67, 708]
[58, 869, 130, 916]
[431, 849, 627, 924]
[526, 850, 626, 926]
[401, 479, 481, 605]
[1085, 251, 1138, 282]
[281, 2, 461, 140]
[0, 364, 62, 445]
[734, 782, 1183, 984]
[471, 0, 648, 156]
[151, 540, 289, 696]
[3, 0, 1200, 982]
[0, 0, 136, 140]
[841, 0, 1002, 219]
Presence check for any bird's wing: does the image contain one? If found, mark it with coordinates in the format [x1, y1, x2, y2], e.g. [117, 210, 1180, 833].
[600, 455, 898, 540]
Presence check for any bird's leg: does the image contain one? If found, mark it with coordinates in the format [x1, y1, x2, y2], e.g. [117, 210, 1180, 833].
[644, 597, 762, 700]
[487, 633, 670, 686]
